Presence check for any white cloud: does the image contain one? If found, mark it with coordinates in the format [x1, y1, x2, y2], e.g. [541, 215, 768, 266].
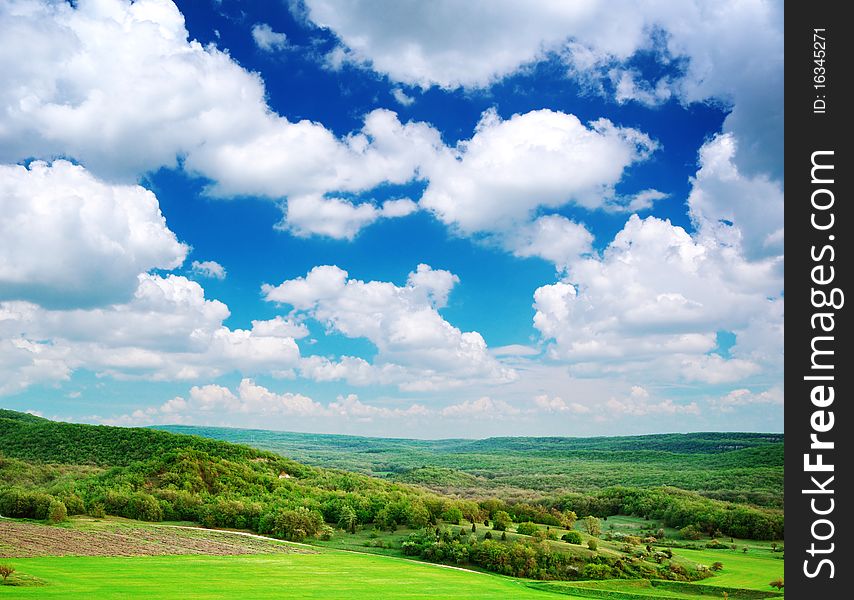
[251, 23, 288, 51]
[263, 264, 515, 389]
[532, 214, 783, 383]
[391, 88, 415, 106]
[97, 380, 428, 426]
[0, 1, 443, 239]
[688, 134, 784, 260]
[0, 161, 187, 308]
[0, 274, 302, 390]
[191, 260, 226, 280]
[606, 386, 700, 417]
[440, 396, 520, 419]
[251, 316, 310, 339]
[301, 0, 783, 177]
[506, 215, 593, 271]
[715, 386, 783, 412]
[532, 394, 590, 414]
[491, 344, 539, 357]
[421, 109, 657, 235]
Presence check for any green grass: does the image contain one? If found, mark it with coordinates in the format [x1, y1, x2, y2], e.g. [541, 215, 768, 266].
[675, 548, 784, 590]
[0, 552, 551, 599]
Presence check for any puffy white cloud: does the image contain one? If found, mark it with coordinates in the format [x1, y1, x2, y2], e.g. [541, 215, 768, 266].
[533, 214, 783, 383]
[301, 0, 783, 176]
[251, 23, 288, 51]
[251, 316, 310, 340]
[0, 274, 302, 390]
[0, 1, 443, 239]
[715, 386, 783, 412]
[440, 396, 520, 419]
[191, 260, 226, 280]
[421, 109, 657, 235]
[532, 394, 590, 414]
[263, 264, 515, 389]
[606, 386, 700, 417]
[506, 215, 593, 271]
[688, 134, 784, 260]
[0, 160, 187, 308]
[97, 380, 428, 426]
[282, 194, 418, 240]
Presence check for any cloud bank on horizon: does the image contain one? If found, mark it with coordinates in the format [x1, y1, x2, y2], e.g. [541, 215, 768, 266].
[0, 0, 783, 437]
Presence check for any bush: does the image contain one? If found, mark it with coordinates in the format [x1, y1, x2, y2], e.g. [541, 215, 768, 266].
[48, 499, 67, 523]
[492, 511, 512, 531]
[562, 531, 583, 544]
[0, 564, 15, 583]
[680, 524, 703, 540]
[516, 521, 539, 536]
[441, 507, 463, 525]
[711, 561, 724, 571]
[587, 539, 598, 551]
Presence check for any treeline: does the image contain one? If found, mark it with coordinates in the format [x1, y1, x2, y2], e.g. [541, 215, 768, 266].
[400, 528, 701, 582]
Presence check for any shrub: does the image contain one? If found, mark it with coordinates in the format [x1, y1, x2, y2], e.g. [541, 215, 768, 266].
[492, 511, 512, 531]
[48, 499, 67, 523]
[587, 539, 598, 551]
[516, 521, 539, 536]
[562, 531, 583, 544]
[0, 564, 14, 583]
[680, 524, 703, 540]
[442, 507, 463, 525]
[711, 561, 724, 571]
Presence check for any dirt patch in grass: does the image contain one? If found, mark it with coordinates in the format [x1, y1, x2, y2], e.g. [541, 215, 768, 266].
[0, 521, 313, 558]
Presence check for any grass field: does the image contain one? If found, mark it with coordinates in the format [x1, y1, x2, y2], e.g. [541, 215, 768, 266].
[0, 553, 551, 599]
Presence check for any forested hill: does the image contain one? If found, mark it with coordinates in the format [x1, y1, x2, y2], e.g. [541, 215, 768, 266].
[157, 424, 784, 509]
[0, 409, 271, 466]
[0, 409, 784, 546]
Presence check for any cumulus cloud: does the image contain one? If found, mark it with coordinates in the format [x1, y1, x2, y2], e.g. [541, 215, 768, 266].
[263, 264, 515, 389]
[532, 394, 590, 414]
[0, 1, 443, 239]
[191, 260, 226, 280]
[688, 134, 784, 260]
[715, 386, 783, 412]
[0, 274, 302, 391]
[506, 215, 594, 271]
[421, 109, 657, 235]
[251, 23, 288, 51]
[301, 0, 783, 176]
[606, 386, 700, 417]
[440, 396, 520, 419]
[97, 380, 428, 426]
[532, 214, 783, 383]
[0, 161, 187, 308]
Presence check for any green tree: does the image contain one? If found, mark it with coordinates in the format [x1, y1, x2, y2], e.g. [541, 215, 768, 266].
[516, 522, 539, 536]
[587, 539, 598, 551]
[562, 531, 583, 544]
[442, 506, 463, 524]
[48, 499, 67, 523]
[584, 516, 601, 536]
[337, 505, 358, 534]
[492, 511, 512, 531]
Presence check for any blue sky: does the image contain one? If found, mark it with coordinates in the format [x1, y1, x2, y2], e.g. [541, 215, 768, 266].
[0, 0, 784, 437]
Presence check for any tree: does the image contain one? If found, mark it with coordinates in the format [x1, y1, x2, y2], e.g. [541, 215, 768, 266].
[0, 564, 14, 583]
[471, 522, 477, 533]
[492, 511, 512, 531]
[680, 524, 703, 540]
[584, 516, 601, 536]
[442, 506, 463, 525]
[561, 510, 578, 530]
[711, 561, 724, 571]
[770, 542, 778, 552]
[769, 578, 784, 590]
[484, 531, 493, 540]
[337, 505, 358, 534]
[587, 539, 598, 551]
[501, 531, 507, 541]
[48, 499, 67, 523]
